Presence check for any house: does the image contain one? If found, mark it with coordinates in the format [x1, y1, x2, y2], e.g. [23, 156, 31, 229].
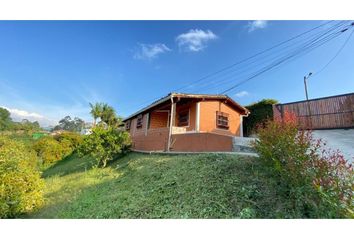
[80, 128, 92, 135]
[123, 93, 250, 152]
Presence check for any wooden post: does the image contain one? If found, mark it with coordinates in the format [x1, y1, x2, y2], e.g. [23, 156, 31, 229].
[167, 97, 176, 152]
[145, 113, 149, 136]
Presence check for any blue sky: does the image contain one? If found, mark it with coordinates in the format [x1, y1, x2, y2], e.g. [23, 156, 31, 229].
[0, 20, 353, 126]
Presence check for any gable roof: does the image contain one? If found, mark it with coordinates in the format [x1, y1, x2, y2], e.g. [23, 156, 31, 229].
[123, 92, 250, 121]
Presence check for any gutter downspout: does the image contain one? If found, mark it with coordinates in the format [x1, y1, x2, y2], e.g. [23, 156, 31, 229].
[167, 95, 175, 152]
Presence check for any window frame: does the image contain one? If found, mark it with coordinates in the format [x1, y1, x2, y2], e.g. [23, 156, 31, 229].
[136, 114, 143, 128]
[177, 109, 190, 127]
[125, 120, 131, 130]
[216, 111, 229, 130]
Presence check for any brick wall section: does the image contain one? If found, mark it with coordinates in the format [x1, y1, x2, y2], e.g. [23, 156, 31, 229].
[199, 100, 241, 136]
[171, 133, 233, 152]
[132, 128, 169, 151]
[150, 111, 169, 129]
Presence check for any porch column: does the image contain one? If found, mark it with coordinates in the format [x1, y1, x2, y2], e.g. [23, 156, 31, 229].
[239, 115, 243, 137]
[196, 102, 200, 132]
[167, 98, 176, 151]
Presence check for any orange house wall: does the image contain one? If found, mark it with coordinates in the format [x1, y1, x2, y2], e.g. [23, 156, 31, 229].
[126, 99, 242, 152]
[199, 101, 241, 136]
[150, 111, 169, 129]
[171, 133, 233, 152]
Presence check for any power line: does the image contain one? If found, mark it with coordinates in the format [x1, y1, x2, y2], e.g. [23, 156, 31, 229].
[130, 21, 339, 109]
[220, 24, 353, 94]
[127, 21, 349, 111]
[194, 22, 349, 93]
[173, 20, 337, 92]
[313, 28, 354, 77]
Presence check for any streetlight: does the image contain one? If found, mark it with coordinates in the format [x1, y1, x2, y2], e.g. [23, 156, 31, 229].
[304, 72, 312, 101]
[304, 72, 313, 129]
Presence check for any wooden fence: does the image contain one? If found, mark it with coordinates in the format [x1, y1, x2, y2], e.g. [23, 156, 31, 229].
[273, 93, 354, 129]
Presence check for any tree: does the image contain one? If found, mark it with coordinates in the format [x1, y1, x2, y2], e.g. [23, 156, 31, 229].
[78, 126, 131, 167]
[90, 102, 122, 127]
[89, 102, 103, 126]
[54, 116, 85, 132]
[79, 103, 130, 167]
[100, 104, 117, 126]
[243, 99, 278, 136]
[0, 107, 11, 131]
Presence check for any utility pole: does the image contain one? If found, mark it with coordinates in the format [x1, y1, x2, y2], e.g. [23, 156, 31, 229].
[304, 72, 312, 129]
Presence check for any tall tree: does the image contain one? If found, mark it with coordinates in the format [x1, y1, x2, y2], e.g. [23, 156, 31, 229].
[0, 107, 12, 131]
[54, 116, 85, 132]
[89, 102, 103, 126]
[100, 104, 116, 126]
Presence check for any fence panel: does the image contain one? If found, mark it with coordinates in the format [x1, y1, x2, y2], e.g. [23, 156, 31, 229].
[273, 93, 354, 129]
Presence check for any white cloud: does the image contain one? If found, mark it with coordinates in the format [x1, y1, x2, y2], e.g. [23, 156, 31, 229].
[1, 106, 56, 127]
[247, 20, 268, 32]
[176, 29, 218, 52]
[134, 43, 171, 60]
[234, 91, 249, 98]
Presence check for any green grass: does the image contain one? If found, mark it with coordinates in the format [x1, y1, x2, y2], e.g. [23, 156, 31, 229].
[27, 152, 290, 218]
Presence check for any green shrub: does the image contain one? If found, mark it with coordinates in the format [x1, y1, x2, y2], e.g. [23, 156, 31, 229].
[243, 99, 278, 136]
[54, 132, 83, 149]
[78, 126, 131, 167]
[253, 111, 353, 218]
[0, 136, 44, 218]
[32, 136, 72, 165]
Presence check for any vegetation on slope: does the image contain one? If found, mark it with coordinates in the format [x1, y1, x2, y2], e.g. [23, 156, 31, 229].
[28, 152, 308, 219]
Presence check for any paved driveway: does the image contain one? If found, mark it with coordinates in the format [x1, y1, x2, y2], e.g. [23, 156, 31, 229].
[312, 129, 354, 163]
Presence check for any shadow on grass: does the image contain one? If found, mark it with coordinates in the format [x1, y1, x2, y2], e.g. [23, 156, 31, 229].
[42, 152, 133, 178]
[42, 152, 96, 178]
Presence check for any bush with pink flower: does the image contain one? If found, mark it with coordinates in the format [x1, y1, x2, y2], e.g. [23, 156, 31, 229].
[253, 111, 353, 218]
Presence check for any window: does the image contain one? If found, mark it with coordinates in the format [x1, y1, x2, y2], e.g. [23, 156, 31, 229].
[125, 120, 131, 130]
[136, 114, 143, 128]
[216, 111, 229, 129]
[178, 110, 189, 127]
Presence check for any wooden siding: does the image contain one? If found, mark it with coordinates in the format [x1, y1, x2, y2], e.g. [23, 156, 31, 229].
[273, 93, 354, 129]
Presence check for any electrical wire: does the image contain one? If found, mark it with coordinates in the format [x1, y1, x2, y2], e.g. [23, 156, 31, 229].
[127, 21, 351, 111]
[312, 28, 354, 77]
[220, 23, 354, 94]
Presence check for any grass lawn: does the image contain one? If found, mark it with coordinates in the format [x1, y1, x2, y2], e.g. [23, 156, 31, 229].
[27, 152, 290, 218]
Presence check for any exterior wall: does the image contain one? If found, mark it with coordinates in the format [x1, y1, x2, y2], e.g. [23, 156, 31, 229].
[150, 111, 169, 129]
[129, 111, 169, 151]
[131, 128, 169, 151]
[199, 100, 241, 136]
[171, 133, 233, 152]
[126, 99, 243, 152]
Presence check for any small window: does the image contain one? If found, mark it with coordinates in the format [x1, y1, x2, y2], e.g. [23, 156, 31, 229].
[125, 120, 131, 130]
[178, 110, 189, 127]
[136, 114, 143, 128]
[216, 111, 229, 129]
